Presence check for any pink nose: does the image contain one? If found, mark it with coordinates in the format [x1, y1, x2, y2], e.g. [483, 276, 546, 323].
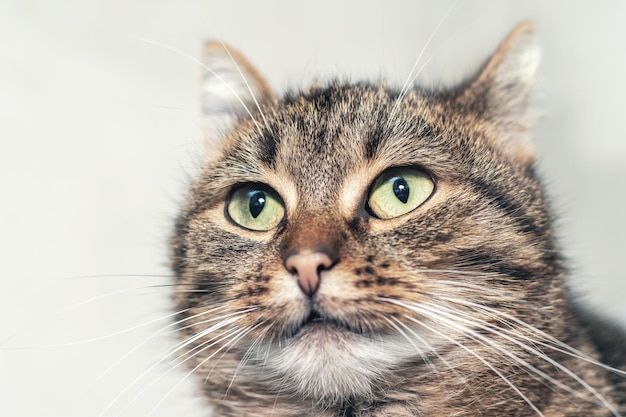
[285, 251, 333, 296]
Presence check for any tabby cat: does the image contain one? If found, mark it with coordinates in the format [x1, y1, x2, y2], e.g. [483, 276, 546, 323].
[170, 23, 626, 416]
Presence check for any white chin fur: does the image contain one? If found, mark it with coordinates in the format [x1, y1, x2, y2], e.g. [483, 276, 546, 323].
[253, 325, 420, 405]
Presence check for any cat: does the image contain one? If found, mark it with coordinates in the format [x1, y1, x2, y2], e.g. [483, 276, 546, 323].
[169, 22, 626, 416]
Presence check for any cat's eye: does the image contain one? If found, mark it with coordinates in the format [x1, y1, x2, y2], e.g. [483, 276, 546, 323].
[227, 184, 285, 231]
[366, 167, 435, 219]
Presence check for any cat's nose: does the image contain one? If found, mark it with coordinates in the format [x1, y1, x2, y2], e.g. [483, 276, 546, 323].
[285, 251, 334, 296]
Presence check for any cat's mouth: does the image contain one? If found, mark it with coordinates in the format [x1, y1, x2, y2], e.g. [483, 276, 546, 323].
[304, 310, 329, 325]
[294, 309, 357, 336]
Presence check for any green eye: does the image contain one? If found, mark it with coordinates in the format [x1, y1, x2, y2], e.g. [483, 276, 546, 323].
[367, 167, 435, 219]
[227, 185, 285, 231]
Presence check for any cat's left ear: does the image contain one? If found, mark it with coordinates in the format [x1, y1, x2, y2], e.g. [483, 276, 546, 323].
[201, 42, 276, 154]
[457, 22, 540, 165]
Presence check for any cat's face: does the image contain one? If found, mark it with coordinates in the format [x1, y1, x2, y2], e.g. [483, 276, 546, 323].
[171, 23, 562, 405]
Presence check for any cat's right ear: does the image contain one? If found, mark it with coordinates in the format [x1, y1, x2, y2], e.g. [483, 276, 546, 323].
[456, 22, 539, 166]
[201, 42, 276, 154]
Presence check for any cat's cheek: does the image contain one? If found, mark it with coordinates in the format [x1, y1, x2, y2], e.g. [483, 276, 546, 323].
[317, 268, 429, 307]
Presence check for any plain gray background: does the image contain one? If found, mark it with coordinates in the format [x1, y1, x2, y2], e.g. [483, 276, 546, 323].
[1, 1, 624, 416]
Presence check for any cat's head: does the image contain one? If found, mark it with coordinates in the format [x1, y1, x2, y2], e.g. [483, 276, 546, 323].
[171, 22, 561, 405]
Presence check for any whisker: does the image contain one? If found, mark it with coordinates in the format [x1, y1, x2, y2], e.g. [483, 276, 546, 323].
[430, 278, 553, 314]
[159, 307, 258, 369]
[114, 326, 243, 417]
[173, 305, 257, 334]
[88, 303, 232, 388]
[223, 320, 269, 398]
[385, 0, 458, 129]
[0, 282, 184, 348]
[383, 316, 431, 365]
[387, 315, 465, 381]
[381, 297, 620, 416]
[98, 308, 253, 417]
[440, 295, 626, 377]
[392, 304, 545, 417]
[420, 301, 620, 413]
[379, 298, 545, 417]
[145, 323, 262, 417]
[60, 273, 175, 281]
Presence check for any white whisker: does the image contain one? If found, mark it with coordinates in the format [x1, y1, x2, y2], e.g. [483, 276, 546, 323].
[380, 297, 621, 416]
[114, 326, 243, 417]
[88, 304, 232, 388]
[174, 305, 257, 334]
[385, 315, 444, 378]
[145, 323, 262, 417]
[0, 283, 182, 349]
[223, 320, 270, 398]
[98, 307, 254, 417]
[441, 295, 626, 377]
[420, 301, 620, 414]
[385, 0, 458, 129]
[398, 307, 545, 416]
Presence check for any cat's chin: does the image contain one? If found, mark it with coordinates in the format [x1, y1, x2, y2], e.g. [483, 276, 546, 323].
[251, 324, 418, 405]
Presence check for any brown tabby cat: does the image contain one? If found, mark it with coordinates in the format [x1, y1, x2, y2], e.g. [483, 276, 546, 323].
[170, 23, 626, 416]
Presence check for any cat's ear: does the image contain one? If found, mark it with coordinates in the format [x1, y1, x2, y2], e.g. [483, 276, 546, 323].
[201, 42, 276, 152]
[458, 22, 540, 165]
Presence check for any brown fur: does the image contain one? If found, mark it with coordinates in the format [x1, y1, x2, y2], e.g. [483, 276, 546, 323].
[171, 23, 626, 416]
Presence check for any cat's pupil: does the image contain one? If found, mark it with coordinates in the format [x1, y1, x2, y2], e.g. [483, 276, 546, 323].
[393, 177, 410, 204]
[249, 191, 266, 218]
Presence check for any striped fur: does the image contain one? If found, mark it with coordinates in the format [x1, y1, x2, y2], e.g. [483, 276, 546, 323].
[170, 23, 626, 416]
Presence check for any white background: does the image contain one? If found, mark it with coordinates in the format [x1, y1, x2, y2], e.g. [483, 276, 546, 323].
[1, 1, 625, 416]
